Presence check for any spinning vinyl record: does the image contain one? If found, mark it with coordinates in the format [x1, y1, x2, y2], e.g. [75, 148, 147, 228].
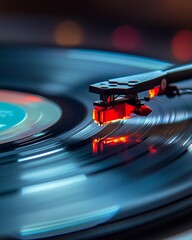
[0, 47, 192, 240]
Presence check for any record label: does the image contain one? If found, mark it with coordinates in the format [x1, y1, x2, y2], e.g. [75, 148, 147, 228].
[0, 90, 62, 144]
[0, 102, 26, 131]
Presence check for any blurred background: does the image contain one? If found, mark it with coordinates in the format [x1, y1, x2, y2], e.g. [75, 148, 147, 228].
[0, 0, 192, 62]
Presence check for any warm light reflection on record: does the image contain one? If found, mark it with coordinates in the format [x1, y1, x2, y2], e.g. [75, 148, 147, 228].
[149, 146, 157, 154]
[92, 135, 158, 154]
[92, 135, 141, 153]
[0, 90, 43, 104]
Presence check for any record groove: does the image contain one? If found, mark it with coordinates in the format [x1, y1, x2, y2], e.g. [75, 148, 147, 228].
[0, 47, 191, 239]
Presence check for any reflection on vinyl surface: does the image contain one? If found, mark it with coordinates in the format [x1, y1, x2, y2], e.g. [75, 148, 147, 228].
[0, 47, 191, 239]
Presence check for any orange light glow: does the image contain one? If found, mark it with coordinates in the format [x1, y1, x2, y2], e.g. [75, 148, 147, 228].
[172, 30, 192, 62]
[55, 20, 84, 47]
[112, 25, 140, 51]
[103, 136, 129, 144]
[0, 91, 43, 104]
[149, 86, 160, 99]
[92, 138, 103, 153]
[93, 103, 152, 125]
[92, 136, 130, 153]
[93, 103, 135, 125]
[149, 146, 157, 154]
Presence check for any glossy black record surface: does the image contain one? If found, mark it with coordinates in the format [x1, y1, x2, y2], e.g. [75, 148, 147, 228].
[0, 47, 191, 239]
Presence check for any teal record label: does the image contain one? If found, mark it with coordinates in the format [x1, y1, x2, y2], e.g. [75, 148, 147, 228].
[0, 90, 62, 144]
[0, 102, 26, 131]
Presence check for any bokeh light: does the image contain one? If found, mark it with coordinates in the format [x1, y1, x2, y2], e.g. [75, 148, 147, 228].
[171, 30, 192, 62]
[55, 20, 84, 46]
[149, 146, 157, 154]
[112, 24, 140, 51]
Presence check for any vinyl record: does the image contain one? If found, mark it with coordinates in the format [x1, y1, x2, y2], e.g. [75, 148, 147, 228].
[0, 47, 192, 240]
